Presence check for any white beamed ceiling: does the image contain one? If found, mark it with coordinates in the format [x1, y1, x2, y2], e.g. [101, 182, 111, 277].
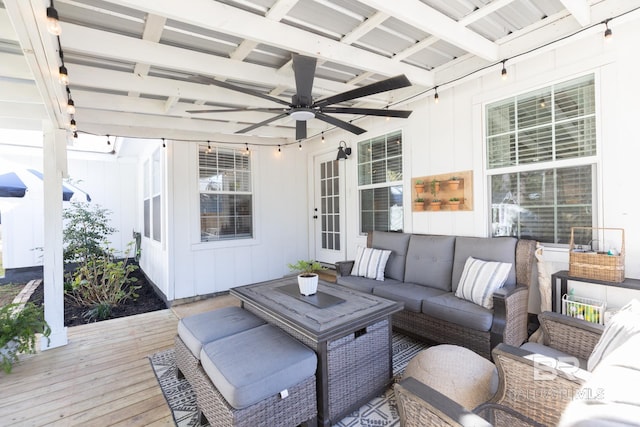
[1, 0, 639, 147]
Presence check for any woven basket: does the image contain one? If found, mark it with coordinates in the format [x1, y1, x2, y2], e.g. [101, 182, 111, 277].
[569, 227, 624, 283]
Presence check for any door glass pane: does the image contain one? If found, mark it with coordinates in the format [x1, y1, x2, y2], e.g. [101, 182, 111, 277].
[320, 160, 340, 251]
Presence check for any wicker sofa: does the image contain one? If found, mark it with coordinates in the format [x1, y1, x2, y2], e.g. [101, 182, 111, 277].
[336, 232, 537, 358]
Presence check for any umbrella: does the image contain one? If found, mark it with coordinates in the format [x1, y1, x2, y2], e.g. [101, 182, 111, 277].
[0, 168, 91, 202]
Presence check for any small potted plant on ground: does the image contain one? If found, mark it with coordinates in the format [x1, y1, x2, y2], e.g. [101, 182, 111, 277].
[447, 176, 461, 190]
[448, 197, 461, 210]
[288, 260, 327, 296]
[414, 179, 425, 195]
[0, 302, 51, 373]
[413, 197, 425, 211]
[429, 198, 442, 211]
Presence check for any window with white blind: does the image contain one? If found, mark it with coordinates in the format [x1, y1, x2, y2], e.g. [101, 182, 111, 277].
[358, 131, 403, 234]
[143, 148, 162, 242]
[486, 74, 597, 245]
[199, 145, 252, 242]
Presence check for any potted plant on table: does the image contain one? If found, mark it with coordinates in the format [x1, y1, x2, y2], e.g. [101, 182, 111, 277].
[0, 302, 51, 373]
[288, 260, 327, 296]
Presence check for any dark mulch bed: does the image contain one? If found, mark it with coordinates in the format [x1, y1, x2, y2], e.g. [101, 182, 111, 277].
[28, 267, 168, 327]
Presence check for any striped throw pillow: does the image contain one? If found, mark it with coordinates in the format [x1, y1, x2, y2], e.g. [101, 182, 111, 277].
[455, 257, 512, 309]
[351, 246, 392, 281]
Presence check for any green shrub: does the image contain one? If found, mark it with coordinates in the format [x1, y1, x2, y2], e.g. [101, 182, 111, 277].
[0, 303, 50, 373]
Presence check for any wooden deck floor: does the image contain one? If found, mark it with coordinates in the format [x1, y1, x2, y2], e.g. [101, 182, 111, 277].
[0, 294, 239, 427]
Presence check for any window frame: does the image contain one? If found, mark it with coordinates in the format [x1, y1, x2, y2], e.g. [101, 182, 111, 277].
[484, 73, 600, 247]
[356, 130, 404, 235]
[197, 144, 255, 244]
[143, 147, 163, 243]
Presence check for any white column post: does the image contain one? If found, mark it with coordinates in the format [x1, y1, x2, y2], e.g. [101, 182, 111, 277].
[41, 126, 68, 349]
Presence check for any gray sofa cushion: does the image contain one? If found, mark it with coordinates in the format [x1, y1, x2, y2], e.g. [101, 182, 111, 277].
[177, 306, 265, 359]
[337, 275, 402, 293]
[371, 231, 411, 281]
[452, 237, 517, 292]
[373, 283, 447, 312]
[200, 324, 317, 409]
[422, 293, 494, 332]
[404, 235, 456, 291]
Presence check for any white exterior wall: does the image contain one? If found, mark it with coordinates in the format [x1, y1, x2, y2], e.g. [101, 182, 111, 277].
[309, 16, 640, 312]
[140, 140, 310, 301]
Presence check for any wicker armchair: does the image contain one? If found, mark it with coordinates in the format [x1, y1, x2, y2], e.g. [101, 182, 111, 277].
[395, 312, 604, 426]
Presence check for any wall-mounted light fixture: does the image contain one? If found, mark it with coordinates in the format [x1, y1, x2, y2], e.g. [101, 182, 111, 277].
[336, 140, 351, 160]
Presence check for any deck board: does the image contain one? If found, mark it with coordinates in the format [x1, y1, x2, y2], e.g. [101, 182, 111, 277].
[0, 308, 180, 426]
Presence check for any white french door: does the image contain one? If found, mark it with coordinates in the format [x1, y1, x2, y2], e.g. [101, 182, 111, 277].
[313, 151, 346, 264]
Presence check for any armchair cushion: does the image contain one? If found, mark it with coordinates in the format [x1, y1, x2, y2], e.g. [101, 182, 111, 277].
[452, 237, 517, 292]
[350, 246, 391, 280]
[371, 231, 411, 281]
[588, 299, 640, 371]
[455, 257, 512, 309]
[404, 235, 456, 291]
[337, 275, 402, 293]
[372, 283, 447, 313]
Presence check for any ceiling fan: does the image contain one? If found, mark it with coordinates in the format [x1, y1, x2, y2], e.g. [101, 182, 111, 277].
[187, 54, 413, 140]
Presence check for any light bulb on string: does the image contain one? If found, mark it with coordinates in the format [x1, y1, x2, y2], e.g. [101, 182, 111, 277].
[298, 141, 302, 150]
[321, 132, 325, 143]
[604, 20, 613, 40]
[434, 86, 439, 104]
[501, 61, 508, 81]
[46, 4, 62, 36]
[73, 131, 78, 138]
[69, 118, 77, 131]
[106, 134, 111, 146]
[59, 65, 69, 85]
[162, 138, 166, 148]
[66, 98, 75, 114]
[278, 145, 281, 153]
[245, 143, 250, 154]
[207, 140, 212, 153]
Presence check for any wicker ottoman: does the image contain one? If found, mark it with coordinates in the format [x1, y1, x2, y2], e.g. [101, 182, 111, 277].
[175, 306, 266, 385]
[195, 324, 317, 427]
[401, 344, 498, 410]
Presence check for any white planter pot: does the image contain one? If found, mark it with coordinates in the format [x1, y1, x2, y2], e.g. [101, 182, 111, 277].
[297, 274, 319, 296]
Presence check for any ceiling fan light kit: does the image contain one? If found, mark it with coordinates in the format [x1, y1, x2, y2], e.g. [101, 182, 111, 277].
[189, 54, 413, 140]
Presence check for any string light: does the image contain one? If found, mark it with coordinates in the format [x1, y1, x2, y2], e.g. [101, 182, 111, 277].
[46, 2, 61, 36]
[69, 118, 77, 131]
[604, 19, 613, 40]
[106, 134, 111, 145]
[66, 98, 75, 114]
[278, 145, 281, 152]
[501, 60, 507, 80]
[245, 142, 250, 154]
[207, 140, 212, 153]
[434, 86, 439, 104]
[73, 131, 78, 138]
[321, 132, 325, 143]
[162, 138, 166, 148]
[59, 65, 69, 85]
[298, 141, 302, 150]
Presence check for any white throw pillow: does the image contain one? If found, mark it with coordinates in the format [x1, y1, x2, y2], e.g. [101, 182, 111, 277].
[351, 246, 392, 281]
[588, 299, 640, 372]
[455, 256, 512, 309]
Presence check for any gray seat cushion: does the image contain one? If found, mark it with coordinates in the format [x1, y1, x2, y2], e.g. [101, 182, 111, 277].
[200, 324, 317, 409]
[177, 306, 265, 359]
[337, 275, 402, 293]
[404, 235, 456, 291]
[422, 293, 494, 331]
[452, 237, 517, 292]
[371, 231, 411, 281]
[521, 341, 587, 370]
[373, 283, 447, 312]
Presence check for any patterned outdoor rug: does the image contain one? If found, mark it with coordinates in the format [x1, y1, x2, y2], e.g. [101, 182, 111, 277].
[149, 333, 428, 427]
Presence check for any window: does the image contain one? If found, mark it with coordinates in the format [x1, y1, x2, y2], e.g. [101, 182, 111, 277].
[143, 148, 162, 242]
[358, 131, 403, 234]
[486, 75, 597, 244]
[199, 145, 252, 242]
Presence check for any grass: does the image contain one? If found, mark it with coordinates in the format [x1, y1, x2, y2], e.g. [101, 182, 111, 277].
[0, 283, 24, 307]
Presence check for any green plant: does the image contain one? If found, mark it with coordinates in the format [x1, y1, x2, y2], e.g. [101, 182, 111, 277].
[82, 302, 112, 322]
[63, 202, 116, 265]
[449, 197, 460, 202]
[415, 179, 424, 185]
[415, 197, 425, 202]
[0, 303, 51, 373]
[288, 260, 326, 277]
[450, 176, 460, 181]
[431, 199, 441, 203]
[430, 179, 439, 197]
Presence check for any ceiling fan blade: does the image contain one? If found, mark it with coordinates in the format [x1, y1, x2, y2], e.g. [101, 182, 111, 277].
[315, 112, 366, 135]
[190, 75, 291, 107]
[314, 75, 412, 108]
[292, 54, 317, 103]
[296, 121, 307, 140]
[187, 107, 286, 114]
[320, 107, 412, 118]
[235, 113, 289, 134]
